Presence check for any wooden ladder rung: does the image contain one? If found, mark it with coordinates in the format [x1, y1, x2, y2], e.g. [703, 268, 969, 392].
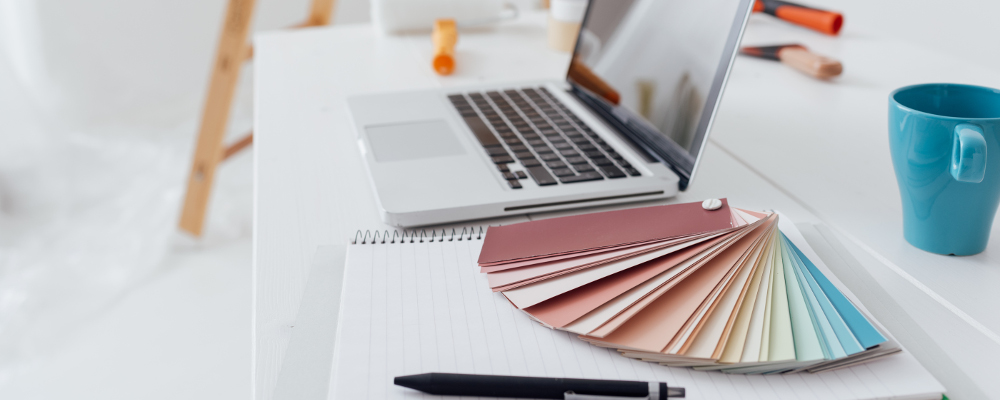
[222, 133, 254, 161]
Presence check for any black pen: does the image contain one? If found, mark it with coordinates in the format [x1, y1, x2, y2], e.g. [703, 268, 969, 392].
[395, 372, 685, 399]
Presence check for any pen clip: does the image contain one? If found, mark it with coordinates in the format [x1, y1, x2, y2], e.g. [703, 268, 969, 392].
[564, 392, 651, 400]
[563, 382, 684, 400]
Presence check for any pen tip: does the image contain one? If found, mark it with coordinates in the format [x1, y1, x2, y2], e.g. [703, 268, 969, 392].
[394, 373, 432, 390]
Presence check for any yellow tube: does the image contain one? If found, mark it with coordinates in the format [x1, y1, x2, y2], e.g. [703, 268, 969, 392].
[432, 19, 457, 75]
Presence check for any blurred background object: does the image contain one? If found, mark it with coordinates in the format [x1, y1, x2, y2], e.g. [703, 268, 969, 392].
[178, 0, 336, 237]
[741, 44, 843, 79]
[547, 0, 586, 52]
[753, 0, 843, 35]
[0, 0, 369, 397]
[432, 18, 458, 75]
[372, 0, 518, 34]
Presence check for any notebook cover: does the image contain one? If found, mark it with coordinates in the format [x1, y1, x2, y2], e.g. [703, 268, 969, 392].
[478, 199, 733, 264]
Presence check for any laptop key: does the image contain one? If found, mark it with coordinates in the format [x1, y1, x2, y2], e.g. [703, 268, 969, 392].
[491, 155, 514, 164]
[551, 168, 575, 177]
[507, 179, 522, 189]
[527, 166, 558, 186]
[565, 156, 588, 165]
[573, 163, 595, 173]
[534, 146, 554, 154]
[600, 165, 627, 178]
[592, 157, 614, 166]
[463, 117, 501, 147]
[485, 146, 509, 156]
[527, 139, 546, 147]
[497, 164, 509, 172]
[584, 150, 604, 158]
[547, 161, 568, 169]
[624, 167, 642, 176]
[540, 153, 561, 161]
[504, 137, 523, 145]
[509, 144, 529, 152]
[560, 171, 604, 183]
[502, 171, 517, 180]
[521, 158, 541, 167]
[515, 151, 536, 160]
[560, 150, 580, 158]
[514, 170, 527, 179]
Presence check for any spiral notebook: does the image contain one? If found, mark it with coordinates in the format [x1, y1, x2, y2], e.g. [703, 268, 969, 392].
[330, 223, 943, 400]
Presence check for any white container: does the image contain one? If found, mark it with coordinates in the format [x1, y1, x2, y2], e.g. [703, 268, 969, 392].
[372, 0, 516, 34]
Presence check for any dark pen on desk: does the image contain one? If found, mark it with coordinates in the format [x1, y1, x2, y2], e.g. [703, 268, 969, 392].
[395, 372, 685, 399]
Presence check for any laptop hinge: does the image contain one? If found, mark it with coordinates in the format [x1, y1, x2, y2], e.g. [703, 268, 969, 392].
[504, 191, 666, 212]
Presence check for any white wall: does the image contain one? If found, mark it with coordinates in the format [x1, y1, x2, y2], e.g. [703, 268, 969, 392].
[0, 0, 371, 126]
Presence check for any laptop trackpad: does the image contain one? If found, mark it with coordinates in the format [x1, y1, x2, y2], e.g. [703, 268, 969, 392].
[365, 120, 466, 162]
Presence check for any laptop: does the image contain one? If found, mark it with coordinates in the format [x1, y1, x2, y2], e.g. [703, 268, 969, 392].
[348, 0, 754, 227]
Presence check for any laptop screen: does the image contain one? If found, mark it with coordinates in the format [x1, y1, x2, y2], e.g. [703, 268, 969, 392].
[567, 0, 753, 189]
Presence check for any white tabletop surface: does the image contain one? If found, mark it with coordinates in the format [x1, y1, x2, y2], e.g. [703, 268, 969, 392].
[254, 6, 1000, 400]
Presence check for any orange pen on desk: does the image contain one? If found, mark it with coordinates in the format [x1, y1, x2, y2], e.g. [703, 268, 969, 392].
[432, 19, 457, 75]
[753, 0, 843, 35]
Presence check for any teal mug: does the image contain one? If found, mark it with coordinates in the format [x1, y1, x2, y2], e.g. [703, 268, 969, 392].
[889, 83, 1000, 256]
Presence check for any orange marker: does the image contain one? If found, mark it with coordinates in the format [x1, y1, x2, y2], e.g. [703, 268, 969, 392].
[432, 19, 457, 75]
[753, 0, 843, 36]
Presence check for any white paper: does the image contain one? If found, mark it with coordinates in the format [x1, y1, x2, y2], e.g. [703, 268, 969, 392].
[331, 238, 942, 399]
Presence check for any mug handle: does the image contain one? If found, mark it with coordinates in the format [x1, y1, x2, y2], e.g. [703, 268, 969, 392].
[950, 124, 988, 183]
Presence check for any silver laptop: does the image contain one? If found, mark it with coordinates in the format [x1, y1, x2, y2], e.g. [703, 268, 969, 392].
[348, 0, 754, 227]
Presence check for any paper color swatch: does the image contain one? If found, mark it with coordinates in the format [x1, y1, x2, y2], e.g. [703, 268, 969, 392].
[479, 200, 896, 374]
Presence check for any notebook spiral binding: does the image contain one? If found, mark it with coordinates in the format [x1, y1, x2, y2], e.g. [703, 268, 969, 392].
[351, 226, 486, 245]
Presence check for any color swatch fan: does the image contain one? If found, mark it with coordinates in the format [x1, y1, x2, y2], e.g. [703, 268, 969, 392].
[478, 199, 899, 374]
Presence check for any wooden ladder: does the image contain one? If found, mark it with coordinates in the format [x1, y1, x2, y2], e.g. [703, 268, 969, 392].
[179, 0, 337, 236]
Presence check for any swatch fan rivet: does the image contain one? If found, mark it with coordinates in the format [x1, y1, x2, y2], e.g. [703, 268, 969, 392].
[702, 199, 722, 211]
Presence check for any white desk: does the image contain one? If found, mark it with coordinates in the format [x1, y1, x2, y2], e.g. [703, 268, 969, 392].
[254, 9, 997, 400]
[715, 12, 1000, 397]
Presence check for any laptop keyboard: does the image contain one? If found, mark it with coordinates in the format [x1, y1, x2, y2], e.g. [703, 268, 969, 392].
[448, 87, 640, 189]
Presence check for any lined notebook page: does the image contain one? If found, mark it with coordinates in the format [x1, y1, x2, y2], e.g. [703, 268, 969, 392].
[330, 239, 941, 400]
